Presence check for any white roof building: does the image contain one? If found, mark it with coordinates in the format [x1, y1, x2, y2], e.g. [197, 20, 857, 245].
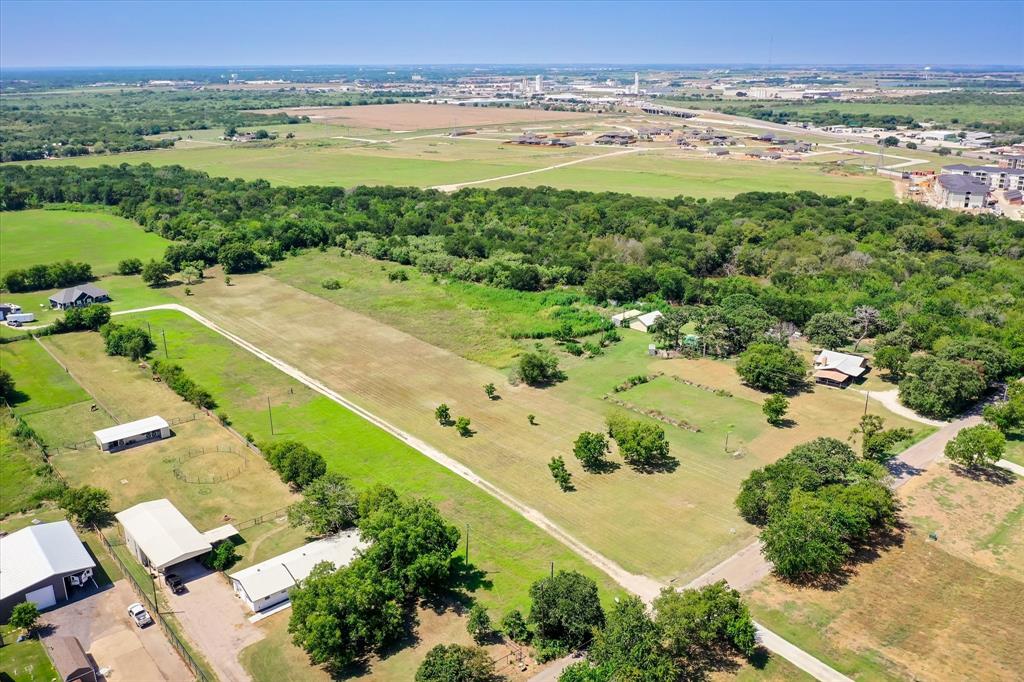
[0, 520, 95, 618]
[610, 309, 642, 326]
[229, 531, 368, 613]
[629, 311, 664, 333]
[813, 350, 869, 387]
[115, 499, 212, 571]
[94, 416, 170, 452]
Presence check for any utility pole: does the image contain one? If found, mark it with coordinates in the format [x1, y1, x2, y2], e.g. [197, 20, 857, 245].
[864, 391, 870, 416]
[464, 523, 470, 564]
[267, 396, 274, 435]
[550, 561, 554, 578]
[161, 330, 168, 359]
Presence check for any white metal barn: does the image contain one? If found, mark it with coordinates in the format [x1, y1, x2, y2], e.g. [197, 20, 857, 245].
[229, 531, 367, 613]
[94, 416, 170, 452]
[0, 520, 95, 620]
[115, 499, 212, 572]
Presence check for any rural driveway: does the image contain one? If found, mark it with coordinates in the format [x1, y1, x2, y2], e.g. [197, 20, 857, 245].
[113, 305, 845, 681]
[163, 559, 263, 682]
[43, 580, 191, 682]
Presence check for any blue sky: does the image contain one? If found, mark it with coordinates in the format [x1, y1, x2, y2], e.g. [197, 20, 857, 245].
[2, 0, 1022, 68]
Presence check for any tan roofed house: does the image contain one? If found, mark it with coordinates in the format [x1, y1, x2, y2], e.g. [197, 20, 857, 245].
[813, 350, 868, 388]
[629, 311, 664, 333]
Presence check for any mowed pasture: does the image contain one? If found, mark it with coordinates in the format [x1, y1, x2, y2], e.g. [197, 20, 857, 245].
[107, 308, 629, 679]
[166, 270, 928, 583]
[0, 209, 169, 277]
[746, 463, 1024, 681]
[252, 102, 597, 131]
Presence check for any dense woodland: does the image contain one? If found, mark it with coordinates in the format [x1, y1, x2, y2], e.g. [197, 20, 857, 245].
[0, 90, 418, 161]
[2, 162, 1023, 407]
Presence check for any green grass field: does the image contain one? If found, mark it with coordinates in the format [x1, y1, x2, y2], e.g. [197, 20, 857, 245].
[0, 626, 59, 681]
[0, 337, 91, 414]
[0, 410, 60, 517]
[271, 251, 603, 367]
[0, 208, 169, 277]
[478, 151, 894, 200]
[18, 131, 896, 199]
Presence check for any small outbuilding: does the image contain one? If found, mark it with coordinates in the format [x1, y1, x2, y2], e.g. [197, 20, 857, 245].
[629, 311, 664, 333]
[93, 416, 170, 452]
[43, 636, 97, 682]
[115, 499, 213, 572]
[813, 350, 869, 388]
[610, 309, 642, 327]
[48, 284, 110, 310]
[229, 531, 368, 613]
[0, 521, 95, 620]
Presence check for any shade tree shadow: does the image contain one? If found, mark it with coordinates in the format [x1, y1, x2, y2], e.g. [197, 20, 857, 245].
[949, 463, 1016, 486]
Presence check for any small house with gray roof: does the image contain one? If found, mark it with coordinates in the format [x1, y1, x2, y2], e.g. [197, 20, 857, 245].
[48, 284, 110, 310]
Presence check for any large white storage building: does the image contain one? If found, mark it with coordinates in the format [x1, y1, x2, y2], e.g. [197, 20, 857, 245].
[94, 416, 170, 452]
[0, 520, 95, 620]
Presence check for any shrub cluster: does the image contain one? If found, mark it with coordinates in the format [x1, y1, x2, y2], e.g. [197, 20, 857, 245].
[261, 440, 327, 489]
[100, 322, 155, 361]
[2, 260, 92, 292]
[150, 359, 217, 410]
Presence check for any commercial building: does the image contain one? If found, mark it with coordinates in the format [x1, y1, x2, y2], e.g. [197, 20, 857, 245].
[93, 416, 170, 452]
[0, 521, 95, 620]
[940, 164, 1024, 192]
[229, 531, 367, 613]
[934, 174, 990, 209]
[116, 499, 236, 572]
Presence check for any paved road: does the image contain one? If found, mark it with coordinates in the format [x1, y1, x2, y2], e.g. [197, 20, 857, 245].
[430, 147, 643, 192]
[115, 304, 852, 681]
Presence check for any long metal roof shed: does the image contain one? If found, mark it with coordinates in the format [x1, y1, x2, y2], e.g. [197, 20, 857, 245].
[115, 499, 212, 571]
[94, 416, 169, 448]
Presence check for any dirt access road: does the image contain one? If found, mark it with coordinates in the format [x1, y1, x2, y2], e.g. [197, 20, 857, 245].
[114, 303, 848, 681]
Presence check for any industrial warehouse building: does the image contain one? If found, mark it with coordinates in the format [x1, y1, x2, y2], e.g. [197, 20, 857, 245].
[229, 531, 367, 613]
[93, 415, 170, 452]
[115, 499, 237, 572]
[0, 521, 95, 620]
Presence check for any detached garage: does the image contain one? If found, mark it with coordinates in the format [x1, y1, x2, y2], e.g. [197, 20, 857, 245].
[0, 521, 95, 621]
[115, 499, 212, 572]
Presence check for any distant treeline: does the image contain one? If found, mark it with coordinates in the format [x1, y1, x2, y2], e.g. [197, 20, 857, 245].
[1, 163, 1022, 366]
[0, 89, 416, 162]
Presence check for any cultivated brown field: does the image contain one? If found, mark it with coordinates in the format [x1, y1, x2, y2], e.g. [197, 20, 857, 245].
[252, 103, 595, 131]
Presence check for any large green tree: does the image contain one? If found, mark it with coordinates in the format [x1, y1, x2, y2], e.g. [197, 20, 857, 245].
[528, 570, 604, 650]
[60, 485, 111, 526]
[899, 356, 986, 419]
[653, 581, 757, 659]
[287, 471, 358, 536]
[416, 644, 495, 682]
[736, 343, 807, 393]
[944, 424, 1006, 469]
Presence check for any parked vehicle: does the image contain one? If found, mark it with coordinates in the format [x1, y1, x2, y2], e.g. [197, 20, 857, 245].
[164, 573, 185, 594]
[6, 320, 21, 328]
[127, 602, 152, 627]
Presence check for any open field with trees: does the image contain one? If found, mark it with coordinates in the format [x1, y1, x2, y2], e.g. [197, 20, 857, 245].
[256, 102, 596, 129]
[147, 273, 929, 584]
[0, 208, 169, 277]
[745, 460, 1024, 681]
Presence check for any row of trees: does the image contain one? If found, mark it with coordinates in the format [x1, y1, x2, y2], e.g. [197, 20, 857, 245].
[2, 166, 1019, 377]
[262, 440, 327, 489]
[150, 359, 217, 410]
[2, 260, 92, 292]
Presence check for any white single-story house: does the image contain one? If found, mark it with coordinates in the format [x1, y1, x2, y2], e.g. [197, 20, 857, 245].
[94, 416, 170, 452]
[48, 284, 110, 310]
[610, 309, 642, 327]
[813, 350, 869, 388]
[229, 531, 368, 613]
[629, 311, 664, 333]
[0, 520, 95, 620]
[115, 499, 236, 572]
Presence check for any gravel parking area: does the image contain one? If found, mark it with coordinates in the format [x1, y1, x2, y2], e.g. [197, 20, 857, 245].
[43, 581, 191, 681]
